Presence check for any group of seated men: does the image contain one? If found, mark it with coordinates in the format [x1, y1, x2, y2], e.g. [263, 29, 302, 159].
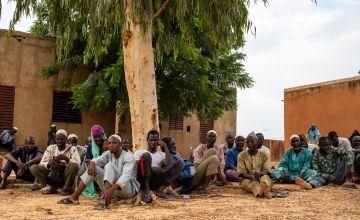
[0, 127, 359, 209]
[223, 131, 359, 195]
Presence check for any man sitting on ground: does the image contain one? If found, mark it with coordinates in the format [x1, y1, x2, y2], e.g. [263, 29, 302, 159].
[0, 127, 18, 151]
[255, 133, 271, 157]
[59, 135, 139, 209]
[237, 133, 272, 199]
[30, 129, 80, 195]
[193, 130, 228, 190]
[224, 135, 245, 182]
[134, 129, 183, 203]
[271, 135, 317, 189]
[0, 136, 43, 189]
[299, 134, 318, 153]
[47, 124, 57, 146]
[162, 137, 194, 198]
[67, 134, 87, 163]
[220, 134, 235, 156]
[300, 136, 355, 189]
[328, 131, 353, 152]
[351, 135, 360, 184]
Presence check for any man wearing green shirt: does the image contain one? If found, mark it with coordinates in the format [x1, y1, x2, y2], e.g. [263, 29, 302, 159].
[302, 136, 354, 189]
[271, 135, 317, 186]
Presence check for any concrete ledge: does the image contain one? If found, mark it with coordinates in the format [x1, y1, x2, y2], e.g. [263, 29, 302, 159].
[285, 76, 360, 92]
[0, 28, 55, 42]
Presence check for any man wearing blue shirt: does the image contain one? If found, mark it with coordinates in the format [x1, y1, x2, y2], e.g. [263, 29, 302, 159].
[224, 135, 245, 182]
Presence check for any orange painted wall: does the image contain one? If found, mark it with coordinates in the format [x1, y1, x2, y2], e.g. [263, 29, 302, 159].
[284, 76, 360, 147]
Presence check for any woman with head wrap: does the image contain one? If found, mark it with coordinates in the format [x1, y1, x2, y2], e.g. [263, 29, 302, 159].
[81, 125, 107, 197]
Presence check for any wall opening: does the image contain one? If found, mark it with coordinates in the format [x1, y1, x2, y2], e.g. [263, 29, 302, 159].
[52, 91, 82, 123]
[199, 119, 214, 144]
[0, 86, 15, 131]
[169, 114, 183, 130]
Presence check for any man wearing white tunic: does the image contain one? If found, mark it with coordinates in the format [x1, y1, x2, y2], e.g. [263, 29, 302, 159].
[58, 134, 139, 209]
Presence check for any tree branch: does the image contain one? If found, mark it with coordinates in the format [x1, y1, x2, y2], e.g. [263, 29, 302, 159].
[153, 0, 171, 18]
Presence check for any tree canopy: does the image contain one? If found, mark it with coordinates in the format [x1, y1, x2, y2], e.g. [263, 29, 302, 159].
[1, 0, 318, 148]
[10, 0, 257, 121]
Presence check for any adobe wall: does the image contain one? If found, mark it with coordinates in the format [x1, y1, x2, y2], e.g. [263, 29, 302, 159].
[284, 76, 360, 147]
[0, 30, 114, 147]
[159, 111, 237, 158]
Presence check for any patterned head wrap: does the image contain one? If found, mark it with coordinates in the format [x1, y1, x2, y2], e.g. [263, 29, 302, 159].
[90, 125, 107, 158]
[91, 125, 105, 137]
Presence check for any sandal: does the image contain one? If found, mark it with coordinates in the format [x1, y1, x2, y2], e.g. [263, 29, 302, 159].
[154, 191, 170, 199]
[215, 180, 229, 186]
[354, 178, 360, 184]
[272, 192, 287, 198]
[140, 193, 153, 204]
[197, 186, 211, 194]
[58, 197, 79, 205]
[61, 190, 72, 196]
[342, 183, 358, 189]
[42, 187, 58, 194]
[93, 203, 109, 210]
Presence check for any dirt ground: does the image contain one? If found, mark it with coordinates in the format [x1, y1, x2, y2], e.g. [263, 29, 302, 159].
[0, 180, 359, 220]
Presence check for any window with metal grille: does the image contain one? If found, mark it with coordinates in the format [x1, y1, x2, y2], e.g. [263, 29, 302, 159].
[169, 114, 183, 130]
[199, 119, 214, 144]
[52, 91, 81, 123]
[0, 86, 15, 131]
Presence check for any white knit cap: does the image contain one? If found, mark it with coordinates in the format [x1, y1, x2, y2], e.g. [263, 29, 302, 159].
[207, 130, 217, 137]
[290, 134, 300, 141]
[13, 126, 18, 131]
[56, 129, 68, 137]
[68, 134, 78, 140]
[109, 134, 122, 143]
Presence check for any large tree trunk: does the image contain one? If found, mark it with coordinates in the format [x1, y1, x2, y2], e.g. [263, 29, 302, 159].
[123, 1, 159, 150]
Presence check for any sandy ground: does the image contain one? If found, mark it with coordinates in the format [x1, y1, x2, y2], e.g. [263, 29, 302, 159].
[0, 179, 359, 220]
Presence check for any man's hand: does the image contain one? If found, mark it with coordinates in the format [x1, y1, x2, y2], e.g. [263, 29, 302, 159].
[283, 172, 291, 183]
[327, 175, 337, 182]
[242, 173, 255, 180]
[100, 183, 119, 206]
[47, 160, 56, 169]
[101, 189, 113, 205]
[16, 168, 24, 176]
[157, 140, 167, 152]
[299, 172, 304, 178]
[55, 154, 70, 163]
[16, 161, 25, 170]
[87, 161, 96, 176]
[152, 166, 165, 176]
[346, 165, 355, 181]
[253, 171, 261, 181]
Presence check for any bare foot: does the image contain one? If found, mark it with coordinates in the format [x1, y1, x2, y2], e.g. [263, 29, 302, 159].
[164, 186, 180, 197]
[260, 182, 272, 199]
[295, 177, 313, 190]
